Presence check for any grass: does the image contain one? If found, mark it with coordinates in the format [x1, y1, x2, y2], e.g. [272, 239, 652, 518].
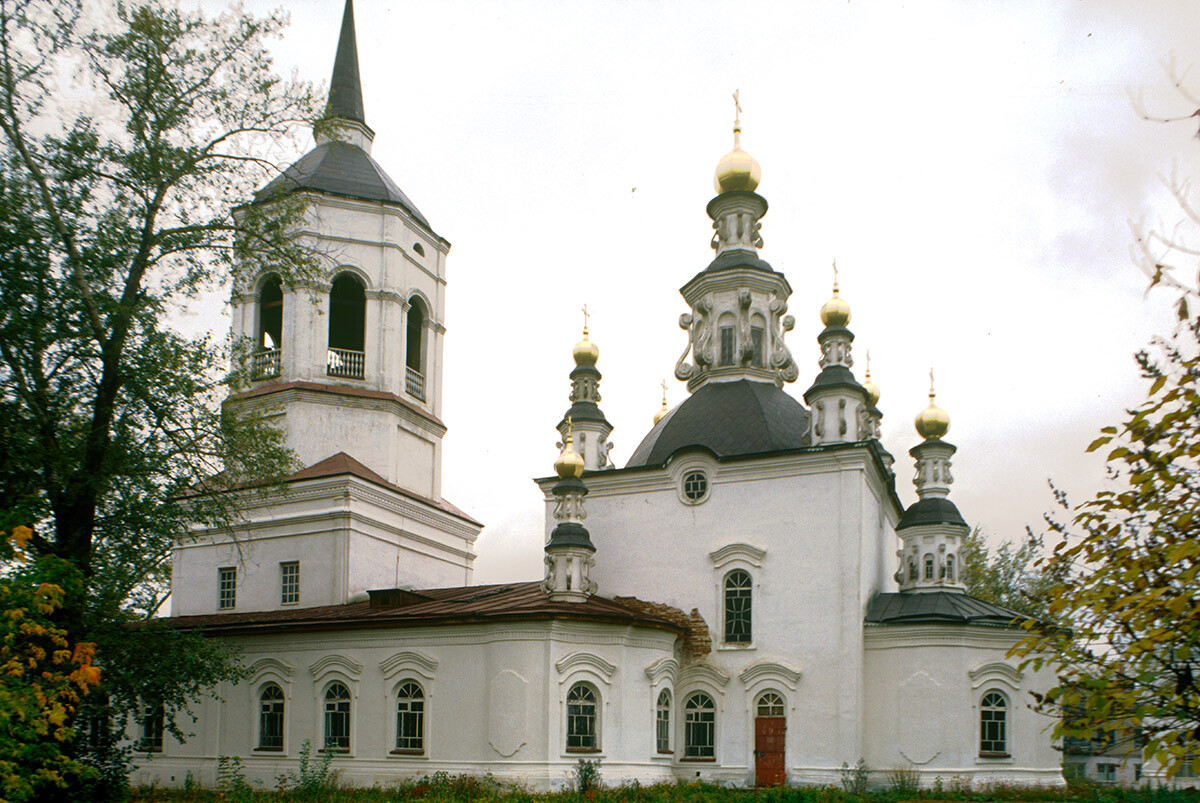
[126, 775, 1200, 803]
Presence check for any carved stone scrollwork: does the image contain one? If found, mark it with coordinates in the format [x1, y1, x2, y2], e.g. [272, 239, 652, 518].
[838, 398, 848, 436]
[694, 295, 714, 367]
[856, 406, 873, 441]
[602, 442, 614, 468]
[943, 460, 954, 484]
[675, 313, 696, 380]
[737, 288, 753, 364]
[814, 400, 825, 438]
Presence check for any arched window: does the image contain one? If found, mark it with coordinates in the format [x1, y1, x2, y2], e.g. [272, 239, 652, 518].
[405, 296, 427, 400]
[756, 691, 785, 718]
[327, 273, 365, 379]
[323, 682, 351, 750]
[980, 690, 1008, 755]
[566, 683, 598, 751]
[138, 701, 164, 753]
[945, 554, 956, 582]
[259, 275, 283, 350]
[684, 692, 716, 758]
[258, 684, 285, 750]
[750, 313, 766, 367]
[724, 570, 752, 643]
[656, 690, 671, 753]
[907, 557, 918, 582]
[394, 682, 424, 753]
[923, 554, 935, 581]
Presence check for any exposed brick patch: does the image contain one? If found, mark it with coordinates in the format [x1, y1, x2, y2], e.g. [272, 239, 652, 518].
[613, 597, 712, 658]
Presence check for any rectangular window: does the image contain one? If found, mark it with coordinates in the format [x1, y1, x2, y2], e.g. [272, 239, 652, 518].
[139, 702, 164, 752]
[1096, 763, 1117, 783]
[719, 327, 735, 366]
[218, 567, 236, 610]
[280, 562, 299, 605]
[750, 327, 764, 367]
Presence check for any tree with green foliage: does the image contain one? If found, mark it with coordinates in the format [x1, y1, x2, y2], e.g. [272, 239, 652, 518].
[0, 0, 323, 796]
[959, 526, 1058, 624]
[1012, 319, 1200, 780]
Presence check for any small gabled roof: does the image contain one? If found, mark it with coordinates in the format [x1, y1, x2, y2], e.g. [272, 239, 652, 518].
[865, 591, 1027, 627]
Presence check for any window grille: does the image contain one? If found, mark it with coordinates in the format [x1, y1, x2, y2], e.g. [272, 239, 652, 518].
[656, 690, 671, 753]
[324, 683, 351, 750]
[395, 682, 424, 752]
[280, 562, 299, 605]
[566, 683, 597, 750]
[218, 567, 236, 609]
[724, 570, 752, 643]
[684, 693, 715, 758]
[751, 327, 764, 367]
[719, 327, 735, 366]
[139, 702, 164, 752]
[756, 692, 785, 717]
[683, 471, 708, 501]
[259, 685, 285, 750]
[980, 691, 1008, 755]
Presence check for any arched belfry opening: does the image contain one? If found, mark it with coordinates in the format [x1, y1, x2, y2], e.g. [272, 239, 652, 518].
[327, 272, 366, 379]
[253, 274, 283, 379]
[405, 296, 427, 400]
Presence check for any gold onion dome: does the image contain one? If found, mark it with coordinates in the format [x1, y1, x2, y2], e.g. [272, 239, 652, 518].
[820, 285, 851, 328]
[555, 435, 585, 479]
[915, 373, 950, 440]
[573, 335, 599, 366]
[863, 361, 881, 407]
[714, 122, 762, 194]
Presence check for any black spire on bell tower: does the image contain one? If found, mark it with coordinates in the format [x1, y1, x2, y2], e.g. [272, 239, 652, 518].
[327, 0, 366, 124]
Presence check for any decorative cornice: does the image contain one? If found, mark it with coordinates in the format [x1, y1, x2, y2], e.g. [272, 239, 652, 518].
[738, 659, 802, 690]
[644, 657, 679, 686]
[709, 542, 766, 570]
[308, 654, 364, 679]
[247, 657, 295, 679]
[555, 652, 617, 680]
[968, 660, 1024, 689]
[228, 381, 446, 437]
[380, 650, 439, 680]
[679, 663, 731, 689]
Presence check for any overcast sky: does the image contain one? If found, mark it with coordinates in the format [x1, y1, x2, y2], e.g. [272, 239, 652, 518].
[197, 0, 1200, 584]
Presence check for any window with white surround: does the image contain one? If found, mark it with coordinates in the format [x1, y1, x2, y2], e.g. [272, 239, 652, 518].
[394, 681, 424, 753]
[683, 470, 708, 502]
[327, 272, 366, 380]
[719, 326, 735, 366]
[218, 567, 235, 609]
[724, 570, 752, 643]
[980, 690, 1009, 755]
[923, 554, 934, 581]
[684, 692, 716, 759]
[944, 554, 956, 582]
[324, 682, 351, 750]
[258, 684, 285, 750]
[280, 561, 299, 605]
[139, 701, 164, 752]
[405, 296, 427, 400]
[656, 689, 671, 753]
[566, 682, 598, 751]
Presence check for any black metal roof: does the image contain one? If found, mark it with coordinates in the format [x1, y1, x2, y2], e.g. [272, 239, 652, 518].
[256, 142, 431, 229]
[327, 0, 365, 124]
[625, 379, 810, 468]
[702, 248, 776, 274]
[897, 497, 968, 530]
[865, 591, 1026, 627]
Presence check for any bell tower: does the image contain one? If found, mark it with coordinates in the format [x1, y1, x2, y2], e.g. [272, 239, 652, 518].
[173, 0, 480, 617]
[227, 0, 449, 501]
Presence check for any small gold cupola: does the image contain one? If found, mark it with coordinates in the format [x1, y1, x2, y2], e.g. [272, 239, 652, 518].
[915, 369, 950, 440]
[714, 90, 762, 194]
[653, 380, 670, 425]
[573, 313, 599, 366]
[820, 261, 851, 328]
[863, 351, 881, 407]
[554, 418, 586, 479]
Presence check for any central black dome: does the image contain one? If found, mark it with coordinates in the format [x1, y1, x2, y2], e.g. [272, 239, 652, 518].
[625, 380, 810, 468]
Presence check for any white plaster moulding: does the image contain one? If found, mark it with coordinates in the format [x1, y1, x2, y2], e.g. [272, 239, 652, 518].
[234, 388, 446, 438]
[862, 624, 1024, 649]
[644, 657, 679, 685]
[680, 268, 793, 300]
[293, 192, 451, 253]
[308, 653, 364, 679]
[678, 663, 731, 689]
[379, 650, 438, 680]
[555, 652, 617, 680]
[708, 543, 766, 570]
[232, 622, 677, 652]
[246, 656, 295, 679]
[737, 659, 802, 691]
[968, 660, 1025, 689]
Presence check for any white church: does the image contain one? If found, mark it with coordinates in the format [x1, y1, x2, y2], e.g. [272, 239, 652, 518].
[136, 0, 1064, 789]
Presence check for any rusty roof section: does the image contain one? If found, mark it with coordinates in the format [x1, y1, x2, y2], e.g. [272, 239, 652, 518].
[613, 596, 711, 658]
[163, 582, 686, 637]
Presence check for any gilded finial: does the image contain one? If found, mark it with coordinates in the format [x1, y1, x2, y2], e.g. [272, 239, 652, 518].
[714, 90, 761, 193]
[863, 349, 880, 407]
[820, 258, 852, 327]
[555, 415, 585, 479]
[654, 379, 669, 425]
[572, 307, 599, 366]
[915, 367, 950, 440]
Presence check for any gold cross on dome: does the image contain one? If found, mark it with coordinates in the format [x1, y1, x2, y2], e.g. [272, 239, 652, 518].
[661, 379, 668, 404]
[832, 258, 839, 293]
[581, 304, 590, 337]
[732, 89, 742, 126]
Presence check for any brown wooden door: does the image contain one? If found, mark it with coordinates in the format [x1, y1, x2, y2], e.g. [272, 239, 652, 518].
[754, 716, 786, 786]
